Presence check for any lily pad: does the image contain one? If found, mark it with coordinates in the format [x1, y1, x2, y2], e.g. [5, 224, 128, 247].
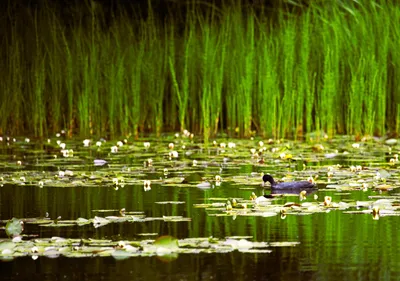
[5, 218, 23, 237]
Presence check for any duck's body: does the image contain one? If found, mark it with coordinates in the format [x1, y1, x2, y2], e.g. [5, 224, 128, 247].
[262, 175, 316, 190]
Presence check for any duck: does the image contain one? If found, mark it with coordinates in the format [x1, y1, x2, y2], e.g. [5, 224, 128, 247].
[262, 174, 316, 190]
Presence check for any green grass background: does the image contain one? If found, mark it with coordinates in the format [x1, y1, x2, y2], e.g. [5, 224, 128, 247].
[1, 0, 399, 141]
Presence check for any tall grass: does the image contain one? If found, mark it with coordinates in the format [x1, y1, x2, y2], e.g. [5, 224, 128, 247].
[0, 0, 399, 140]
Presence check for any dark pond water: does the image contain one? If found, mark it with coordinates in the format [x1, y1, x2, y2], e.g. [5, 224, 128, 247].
[0, 135, 399, 280]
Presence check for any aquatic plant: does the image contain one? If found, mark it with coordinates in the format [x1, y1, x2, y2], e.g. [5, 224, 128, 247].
[0, 0, 399, 139]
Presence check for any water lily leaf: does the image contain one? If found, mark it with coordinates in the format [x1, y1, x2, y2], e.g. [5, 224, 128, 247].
[155, 201, 185, 204]
[93, 216, 110, 228]
[137, 233, 158, 236]
[225, 236, 253, 239]
[356, 201, 373, 207]
[162, 216, 191, 222]
[0, 241, 16, 251]
[40, 222, 76, 227]
[5, 218, 24, 237]
[76, 218, 91, 225]
[154, 235, 179, 250]
[111, 249, 133, 260]
[196, 182, 211, 189]
[269, 241, 300, 247]
[238, 249, 273, 253]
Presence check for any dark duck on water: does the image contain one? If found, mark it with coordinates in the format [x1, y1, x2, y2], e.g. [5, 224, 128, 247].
[262, 174, 316, 190]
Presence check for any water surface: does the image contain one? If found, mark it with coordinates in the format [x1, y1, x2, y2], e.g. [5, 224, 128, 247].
[0, 135, 399, 280]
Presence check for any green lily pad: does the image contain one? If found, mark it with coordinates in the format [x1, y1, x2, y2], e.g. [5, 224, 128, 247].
[5, 218, 23, 237]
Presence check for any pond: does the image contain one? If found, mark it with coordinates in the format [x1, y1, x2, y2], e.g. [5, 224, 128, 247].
[0, 134, 399, 280]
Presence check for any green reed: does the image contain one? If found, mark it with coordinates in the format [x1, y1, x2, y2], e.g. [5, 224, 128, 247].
[199, 17, 212, 145]
[1, 0, 399, 139]
[241, 12, 255, 138]
[168, 11, 195, 133]
[255, 28, 279, 138]
[210, 12, 228, 138]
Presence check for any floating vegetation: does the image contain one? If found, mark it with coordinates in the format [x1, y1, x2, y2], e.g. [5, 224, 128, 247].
[0, 134, 400, 261]
[194, 193, 400, 219]
[0, 213, 191, 230]
[5, 218, 24, 238]
[0, 235, 294, 260]
[0, 134, 399, 193]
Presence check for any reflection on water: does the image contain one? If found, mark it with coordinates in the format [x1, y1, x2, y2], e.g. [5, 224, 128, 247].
[0, 135, 400, 280]
[1, 183, 400, 280]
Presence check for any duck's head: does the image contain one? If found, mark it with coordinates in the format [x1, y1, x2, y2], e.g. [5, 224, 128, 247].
[262, 174, 275, 184]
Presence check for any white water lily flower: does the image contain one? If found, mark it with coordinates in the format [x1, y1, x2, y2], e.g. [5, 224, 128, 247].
[83, 139, 90, 147]
[31, 246, 39, 253]
[169, 151, 178, 158]
[143, 180, 151, 191]
[94, 159, 107, 166]
[324, 196, 332, 206]
[61, 149, 72, 157]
